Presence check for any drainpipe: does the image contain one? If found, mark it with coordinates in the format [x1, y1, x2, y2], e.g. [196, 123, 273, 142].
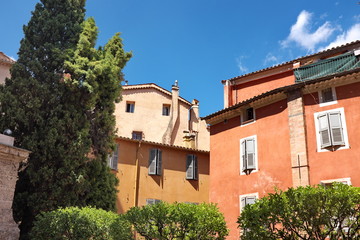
[133, 140, 142, 207]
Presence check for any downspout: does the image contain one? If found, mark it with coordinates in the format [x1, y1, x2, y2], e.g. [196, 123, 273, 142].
[133, 140, 142, 207]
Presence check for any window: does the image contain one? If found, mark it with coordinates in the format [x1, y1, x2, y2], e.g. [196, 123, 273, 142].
[239, 193, 258, 212]
[186, 154, 198, 180]
[320, 177, 351, 187]
[146, 198, 161, 205]
[149, 149, 162, 175]
[132, 131, 143, 140]
[241, 107, 255, 125]
[319, 87, 337, 106]
[126, 101, 135, 113]
[314, 108, 349, 152]
[162, 104, 170, 116]
[108, 144, 119, 170]
[240, 136, 258, 175]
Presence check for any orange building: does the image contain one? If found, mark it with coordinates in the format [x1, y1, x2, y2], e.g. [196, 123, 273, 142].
[204, 41, 360, 239]
[110, 82, 210, 213]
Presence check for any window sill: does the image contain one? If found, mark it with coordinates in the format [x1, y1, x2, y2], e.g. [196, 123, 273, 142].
[319, 100, 337, 107]
[241, 119, 255, 127]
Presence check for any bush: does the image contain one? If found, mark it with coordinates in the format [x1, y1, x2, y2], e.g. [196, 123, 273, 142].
[31, 206, 133, 240]
[126, 201, 228, 240]
[237, 183, 360, 240]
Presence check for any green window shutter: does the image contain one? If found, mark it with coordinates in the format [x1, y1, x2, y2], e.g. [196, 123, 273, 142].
[318, 113, 332, 148]
[246, 139, 256, 170]
[149, 149, 157, 175]
[241, 140, 247, 171]
[186, 154, 194, 179]
[156, 149, 162, 176]
[329, 112, 345, 146]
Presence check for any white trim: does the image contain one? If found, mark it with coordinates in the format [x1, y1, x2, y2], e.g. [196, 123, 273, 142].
[318, 87, 337, 107]
[239, 192, 259, 213]
[239, 135, 258, 175]
[320, 177, 352, 186]
[314, 107, 349, 152]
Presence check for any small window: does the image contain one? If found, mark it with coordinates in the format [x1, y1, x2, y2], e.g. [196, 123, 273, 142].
[241, 107, 255, 125]
[108, 144, 119, 170]
[319, 87, 337, 106]
[186, 154, 198, 180]
[126, 101, 135, 113]
[132, 131, 143, 140]
[239, 193, 258, 212]
[149, 149, 162, 175]
[146, 198, 161, 205]
[320, 178, 351, 187]
[162, 104, 170, 116]
[240, 136, 257, 175]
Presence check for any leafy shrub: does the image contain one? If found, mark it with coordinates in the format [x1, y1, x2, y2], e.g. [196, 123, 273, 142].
[126, 201, 228, 240]
[31, 206, 133, 240]
[238, 183, 360, 240]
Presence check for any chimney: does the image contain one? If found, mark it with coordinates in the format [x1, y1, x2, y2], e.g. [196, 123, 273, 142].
[0, 130, 14, 146]
[171, 80, 179, 129]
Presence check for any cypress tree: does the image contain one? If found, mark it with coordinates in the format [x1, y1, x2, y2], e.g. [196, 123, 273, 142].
[0, 1, 131, 239]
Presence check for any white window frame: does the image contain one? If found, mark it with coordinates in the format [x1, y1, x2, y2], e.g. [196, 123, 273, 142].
[148, 149, 162, 176]
[240, 135, 258, 175]
[320, 177, 352, 187]
[318, 87, 337, 107]
[108, 144, 119, 170]
[126, 101, 135, 113]
[186, 154, 198, 180]
[314, 107, 349, 152]
[240, 107, 256, 127]
[239, 193, 259, 213]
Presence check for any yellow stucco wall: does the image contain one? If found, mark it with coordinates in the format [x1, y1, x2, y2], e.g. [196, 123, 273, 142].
[114, 138, 209, 213]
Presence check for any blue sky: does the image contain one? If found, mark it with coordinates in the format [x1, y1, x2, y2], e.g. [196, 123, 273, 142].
[1, 1, 359, 116]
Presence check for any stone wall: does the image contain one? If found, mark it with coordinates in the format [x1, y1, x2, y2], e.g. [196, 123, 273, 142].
[0, 138, 30, 240]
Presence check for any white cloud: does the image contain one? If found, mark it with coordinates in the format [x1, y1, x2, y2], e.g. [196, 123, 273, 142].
[281, 10, 336, 52]
[322, 23, 360, 50]
[263, 53, 279, 66]
[236, 56, 248, 74]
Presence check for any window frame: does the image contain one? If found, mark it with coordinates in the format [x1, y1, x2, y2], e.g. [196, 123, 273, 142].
[126, 101, 135, 113]
[132, 131, 143, 140]
[240, 135, 258, 175]
[186, 154, 198, 180]
[314, 107, 349, 152]
[162, 104, 171, 116]
[318, 87, 337, 107]
[320, 177, 352, 187]
[148, 148, 162, 176]
[239, 193, 258, 213]
[146, 198, 161, 205]
[241, 107, 256, 126]
[108, 144, 119, 170]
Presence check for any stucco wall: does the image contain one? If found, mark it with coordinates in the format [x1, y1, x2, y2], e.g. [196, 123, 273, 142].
[304, 81, 360, 186]
[0, 64, 11, 84]
[209, 99, 292, 239]
[114, 139, 209, 214]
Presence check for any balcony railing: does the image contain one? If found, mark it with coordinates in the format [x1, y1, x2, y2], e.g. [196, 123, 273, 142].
[294, 52, 360, 82]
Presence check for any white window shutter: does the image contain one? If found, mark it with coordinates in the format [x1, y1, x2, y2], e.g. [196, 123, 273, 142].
[246, 139, 256, 170]
[318, 113, 332, 148]
[329, 112, 345, 146]
[146, 198, 155, 205]
[149, 149, 157, 175]
[194, 155, 198, 180]
[241, 140, 247, 171]
[156, 149, 162, 175]
[241, 197, 246, 210]
[186, 155, 194, 179]
[111, 144, 119, 170]
[246, 196, 256, 205]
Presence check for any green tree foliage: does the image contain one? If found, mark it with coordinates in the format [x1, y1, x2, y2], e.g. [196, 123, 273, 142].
[237, 183, 360, 240]
[31, 207, 133, 240]
[126, 202, 229, 240]
[0, 0, 131, 239]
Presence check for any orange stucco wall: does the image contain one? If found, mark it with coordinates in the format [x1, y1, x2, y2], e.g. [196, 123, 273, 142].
[230, 71, 294, 105]
[0, 64, 11, 84]
[303, 82, 360, 186]
[114, 139, 209, 214]
[209, 100, 293, 239]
